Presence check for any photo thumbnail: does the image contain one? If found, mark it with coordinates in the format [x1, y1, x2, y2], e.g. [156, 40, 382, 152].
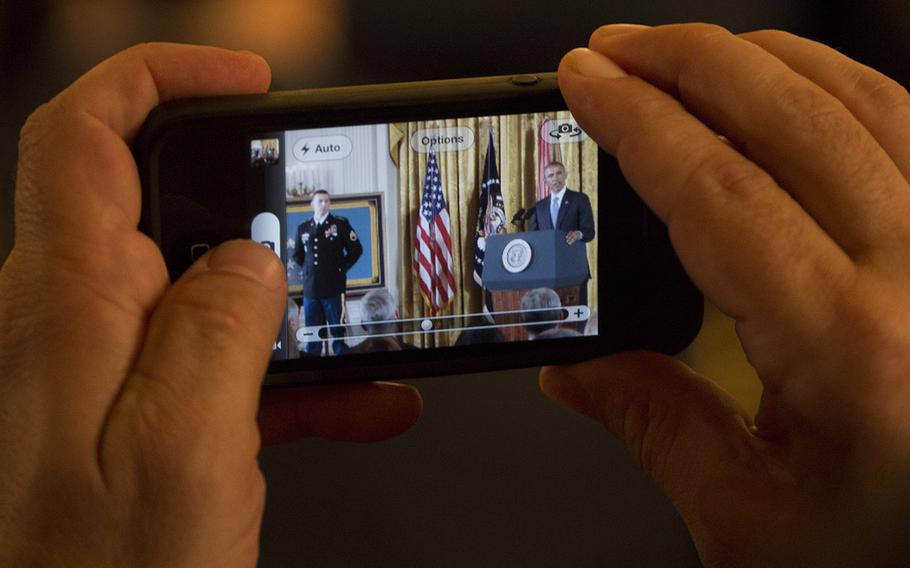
[250, 138, 280, 166]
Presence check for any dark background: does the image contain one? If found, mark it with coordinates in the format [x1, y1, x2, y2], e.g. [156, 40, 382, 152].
[2, 2, 909, 566]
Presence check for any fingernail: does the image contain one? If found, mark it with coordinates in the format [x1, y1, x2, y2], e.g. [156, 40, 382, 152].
[540, 366, 597, 421]
[597, 23, 650, 37]
[563, 48, 627, 79]
[207, 239, 284, 287]
[235, 49, 265, 60]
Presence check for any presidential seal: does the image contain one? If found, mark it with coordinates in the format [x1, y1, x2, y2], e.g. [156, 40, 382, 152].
[502, 238, 532, 274]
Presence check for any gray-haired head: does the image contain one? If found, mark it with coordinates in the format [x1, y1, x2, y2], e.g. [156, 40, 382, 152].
[361, 289, 398, 334]
[520, 287, 562, 338]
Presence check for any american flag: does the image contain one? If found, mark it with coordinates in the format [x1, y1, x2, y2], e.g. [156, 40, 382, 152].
[414, 144, 456, 315]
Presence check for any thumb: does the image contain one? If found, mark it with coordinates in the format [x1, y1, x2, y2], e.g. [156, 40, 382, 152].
[106, 239, 286, 476]
[95, 240, 285, 567]
[539, 351, 758, 517]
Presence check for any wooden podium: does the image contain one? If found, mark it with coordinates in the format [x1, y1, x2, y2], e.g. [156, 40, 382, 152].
[483, 231, 589, 341]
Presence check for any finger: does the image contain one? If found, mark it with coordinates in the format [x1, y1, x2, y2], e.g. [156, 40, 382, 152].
[16, 43, 271, 246]
[11, 45, 273, 405]
[257, 382, 423, 444]
[558, 47, 853, 328]
[587, 24, 910, 257]
[539, 353, 800, 563]
[540, 354, 757, 490]
[103, 240, 286, 472]
[66, 43, 271, 141]
[540, 353, 868, 565]
[740, 30, 910, 180]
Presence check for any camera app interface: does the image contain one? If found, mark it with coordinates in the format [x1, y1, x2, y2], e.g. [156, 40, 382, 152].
[251, 111, 598, 359]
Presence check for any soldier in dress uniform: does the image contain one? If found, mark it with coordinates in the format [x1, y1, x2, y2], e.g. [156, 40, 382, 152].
[293, 190, 363, 355]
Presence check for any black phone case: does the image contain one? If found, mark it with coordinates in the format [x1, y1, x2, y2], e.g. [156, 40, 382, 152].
[134, 73, 703, 386]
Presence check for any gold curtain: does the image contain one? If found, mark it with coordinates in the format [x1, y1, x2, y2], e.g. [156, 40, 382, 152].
[391, 111, 598, 347]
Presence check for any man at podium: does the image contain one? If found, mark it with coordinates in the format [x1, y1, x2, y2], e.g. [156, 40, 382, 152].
[529, 160, 596, 315]
[529, 161, 596, 245]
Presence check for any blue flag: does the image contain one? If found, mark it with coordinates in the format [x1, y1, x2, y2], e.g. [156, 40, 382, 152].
[473, 129, 506, 309]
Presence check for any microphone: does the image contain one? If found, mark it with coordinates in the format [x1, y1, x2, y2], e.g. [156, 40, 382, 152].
[511, 208, 526, 227]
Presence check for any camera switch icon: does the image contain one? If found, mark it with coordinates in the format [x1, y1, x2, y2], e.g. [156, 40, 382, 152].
[252, 212, 281, 258]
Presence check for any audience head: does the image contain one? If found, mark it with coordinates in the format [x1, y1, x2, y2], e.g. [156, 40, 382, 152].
[360, 289, 399, 334]
[454, 324, 507, 346]
[535, 327, 582, 340]
[520, 288, 562, 338]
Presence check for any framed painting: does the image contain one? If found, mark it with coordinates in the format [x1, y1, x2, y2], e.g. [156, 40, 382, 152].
[286, 193, 385, 296]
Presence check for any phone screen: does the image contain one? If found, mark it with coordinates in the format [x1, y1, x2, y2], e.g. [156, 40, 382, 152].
[245, 110, 599, 361]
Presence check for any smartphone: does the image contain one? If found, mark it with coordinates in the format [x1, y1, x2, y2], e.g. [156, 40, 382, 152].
[134, 73, 702, 386]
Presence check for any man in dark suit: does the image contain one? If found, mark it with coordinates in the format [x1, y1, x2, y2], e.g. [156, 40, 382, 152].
[293, 190, 363, 355]
[529, 161, 596, 244]
[529, 161, 595, 315]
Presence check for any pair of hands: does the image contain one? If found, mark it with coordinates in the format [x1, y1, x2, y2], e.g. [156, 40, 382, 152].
[2, 23, 910, 566]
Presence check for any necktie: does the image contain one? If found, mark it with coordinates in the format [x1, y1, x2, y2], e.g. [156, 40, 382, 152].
[550, 197, 560, 228]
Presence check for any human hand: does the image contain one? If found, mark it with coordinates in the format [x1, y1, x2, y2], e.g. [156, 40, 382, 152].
[0, 44, 421, 567]
[542, 24, 910, 566]
[565, 230, 583, 245]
